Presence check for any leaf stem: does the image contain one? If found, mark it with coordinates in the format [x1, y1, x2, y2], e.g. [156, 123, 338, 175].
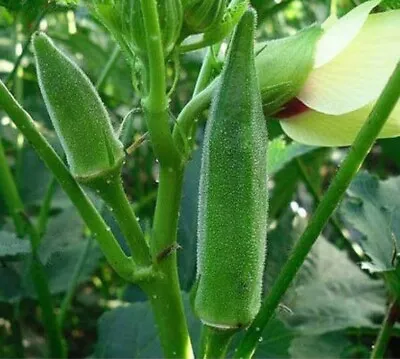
[234, 61, 400, 359]
[0, 139, 26, 237]
[37, 176, 57, 237]
[0, 138, 65, 357]
[0, 79, 135, 281]
[95, 45, 120, 91]
[58, 236, 93, 327]
[370, 300, 399, 359]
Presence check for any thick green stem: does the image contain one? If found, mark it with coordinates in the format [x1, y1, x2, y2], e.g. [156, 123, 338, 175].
[0, 79, 134, 281]
[138, 1, 192, 357]
[140, 0, 182, 168]
[199, 326, 236, 359]
[141, 167, 194, 359]
[0, 139, 25, 236]
[370, 300, 398, 359]
[234, 62, 400, 359]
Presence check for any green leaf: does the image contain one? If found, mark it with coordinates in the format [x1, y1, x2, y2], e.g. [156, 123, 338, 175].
[0, 231, 30, 257]
[263, 211, 299, 292]
[289, 332, 352, 358]
[253, 318, 295, 358]
[340, 172, 400, 273]
[267, 136, 317, 175]
[381, 0, 400, 9]
[38, 208, 84, 264]
[0, 263, 22, 302]
[24, 240, 102, 296]
[94, 293, 201, 358]
[283, 237, 386, 335]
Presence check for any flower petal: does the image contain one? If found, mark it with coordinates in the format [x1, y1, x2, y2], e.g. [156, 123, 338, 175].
[279, 102, 400, 147]
[298, 9, 400, 115]
[315, 0, 381, 68]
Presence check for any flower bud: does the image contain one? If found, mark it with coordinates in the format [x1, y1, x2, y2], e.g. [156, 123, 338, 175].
[183, 0, 227, 35]
[89, 0, 183, 61]
[255, 26, 322, 115]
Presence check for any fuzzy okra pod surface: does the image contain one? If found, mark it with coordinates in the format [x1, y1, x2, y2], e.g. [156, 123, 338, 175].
[195, 8, 268, 329]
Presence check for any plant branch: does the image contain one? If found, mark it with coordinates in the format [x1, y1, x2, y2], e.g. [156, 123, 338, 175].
[295, 157, 360, 258]
[0, 79, 135, 281]
[172, 80, 216, 153]
[234, 61, 400, 358]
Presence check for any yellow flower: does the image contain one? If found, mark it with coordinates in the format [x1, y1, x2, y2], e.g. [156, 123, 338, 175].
[279, 0, 400, 146]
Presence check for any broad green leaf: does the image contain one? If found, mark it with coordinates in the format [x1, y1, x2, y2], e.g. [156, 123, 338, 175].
[341, 172, 400, 273]
[381, 0, 400, 10]
[0, 231, 30, 257]
[253, 318, 295, 358]
[263, 211, 299, 292]
[283, 238, 386, 335]
[95, 301, 163, 359]
[0, 264, 21, 302]
[289, 332, 352, 358]
[19, 146, 69, 208]
[38, 207, 84, 264]
[267, 137, 317, 175]
[24, 240, 102, 296]
[94, 293, 201, 358]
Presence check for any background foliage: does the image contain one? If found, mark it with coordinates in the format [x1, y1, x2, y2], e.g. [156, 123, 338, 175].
[0, 0, 400, 357]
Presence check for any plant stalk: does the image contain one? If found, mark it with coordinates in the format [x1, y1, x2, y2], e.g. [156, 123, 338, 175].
[0, 139, 25, 237]
[234, 61, 400, 358]
[141, 167, 194, 358]
[370, 300, 399, 359]
[199, 325, 236, 359]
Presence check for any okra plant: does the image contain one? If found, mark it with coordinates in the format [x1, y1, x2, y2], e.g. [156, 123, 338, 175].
[0, 0, 400, 358]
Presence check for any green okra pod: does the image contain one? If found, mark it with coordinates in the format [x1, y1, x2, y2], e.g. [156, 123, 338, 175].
[195, 8, 268, 329]
[33, 32, 125, 185]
